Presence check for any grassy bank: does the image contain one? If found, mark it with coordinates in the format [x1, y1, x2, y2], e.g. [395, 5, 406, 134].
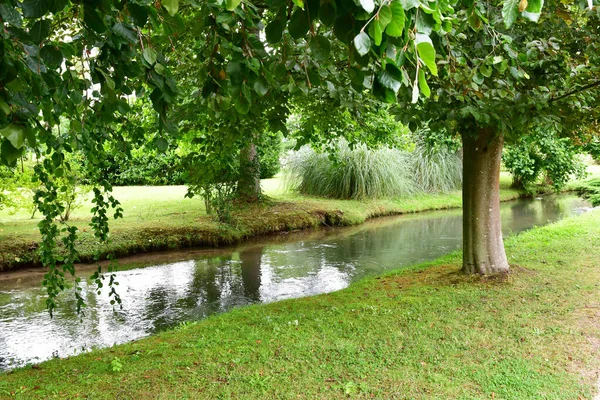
[0, 169, 596, 272]
[1, 210, 599, 399]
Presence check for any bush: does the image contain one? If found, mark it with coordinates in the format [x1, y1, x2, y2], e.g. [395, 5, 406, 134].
[84, 150, 186, 186]
[257, 132, 283, 179]
[503, 130, 587, 193]
[284, 141, 462, 200]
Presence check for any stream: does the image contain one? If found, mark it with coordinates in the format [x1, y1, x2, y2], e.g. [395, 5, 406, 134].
[0, 194, 592, 370]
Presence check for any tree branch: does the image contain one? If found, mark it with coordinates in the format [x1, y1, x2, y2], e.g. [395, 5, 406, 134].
[549, 80, 600, 104]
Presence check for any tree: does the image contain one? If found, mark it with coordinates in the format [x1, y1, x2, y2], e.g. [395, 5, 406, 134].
[0, 0, 178, 314]
[393, 1, 600, 274]
[189, 0, 599, 275]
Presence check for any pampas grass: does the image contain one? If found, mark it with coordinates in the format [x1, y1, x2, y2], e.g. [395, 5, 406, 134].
[285, 141, 462, 200]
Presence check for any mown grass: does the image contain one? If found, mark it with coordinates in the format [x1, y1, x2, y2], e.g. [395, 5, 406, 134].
[1, 210, 599, 399]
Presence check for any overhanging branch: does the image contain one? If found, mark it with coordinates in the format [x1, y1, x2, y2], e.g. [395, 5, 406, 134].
[549, 80, 600, 104]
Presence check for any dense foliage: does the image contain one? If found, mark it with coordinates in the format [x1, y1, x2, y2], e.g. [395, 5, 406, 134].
[503, 129, 588, 193]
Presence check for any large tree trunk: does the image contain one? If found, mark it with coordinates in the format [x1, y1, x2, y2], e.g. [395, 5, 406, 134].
[238, 141, 261, 202]
[462, 129, 509, 275]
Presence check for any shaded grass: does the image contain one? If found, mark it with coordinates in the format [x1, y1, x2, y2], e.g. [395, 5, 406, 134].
[1, 210, 599, 399]
[573, 178, 600, 206]
[0, 173, 569, 271]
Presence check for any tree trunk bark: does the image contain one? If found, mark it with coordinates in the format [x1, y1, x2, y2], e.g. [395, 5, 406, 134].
[238, 141, 261, 202]
[462, 129, 510, 275]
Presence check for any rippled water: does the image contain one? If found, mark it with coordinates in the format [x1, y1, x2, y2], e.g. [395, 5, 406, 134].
[0, 194, 591, 370]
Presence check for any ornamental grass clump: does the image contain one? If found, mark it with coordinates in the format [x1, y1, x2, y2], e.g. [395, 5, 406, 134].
[285, 141, 462, 200]
[411, 146, 462, 193]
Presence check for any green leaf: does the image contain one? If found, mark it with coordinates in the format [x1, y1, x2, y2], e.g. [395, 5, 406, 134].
[47, 0, 67, 13]
[163, 0, 179, 16]
[0, 4, 23, 27]
[306, 0, 320, 21]
[378, 69, 401, 93]
[309, 35, 331, 60]
[479, 64, 492, 78]
[359, 0, 374, 13]
[21, 0, 49, 19]
[307, 69, 321, 86]
[378, 5, 392, 29]
[368, 20, 383, 46]
[128, 3, 149, 27]
[385, 1, 405, 37]
[265, 19, 284, 44]
[288, 9, 310, 40]
[467, 12, 482, 30]
[84, 6, 108, 33]
[143, 48, 158, 65]
[353, 32, 371, 56]
[0, 99, 9, 116]
[472, 72, 484, 85]
[113, 23, 138, 44]
[522, 0, 543, 22]
[254, 77, 269, 96]
[502, 0, 520, 28]
[399, 0, 419, 11]
[416, 10, 434, 34]
[225, 0, 241, 11]
[0, 123, 27, 149]
[163, 13, 185, 35]
[155, 137, 168, 152]
[40, 45, 63, 66]
[415, 33, 437, 76]
[1, 140, 23, 165]
[30, 19, 51, 44]
[319, 1, 336, 26]
[418, 69, 430, 98]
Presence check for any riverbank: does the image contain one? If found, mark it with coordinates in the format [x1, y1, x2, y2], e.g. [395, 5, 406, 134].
[0, 174, 554, 272]
[1, 209, 599, 398]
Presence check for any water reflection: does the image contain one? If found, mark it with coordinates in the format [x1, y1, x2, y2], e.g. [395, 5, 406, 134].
[0, 194, 591, 369]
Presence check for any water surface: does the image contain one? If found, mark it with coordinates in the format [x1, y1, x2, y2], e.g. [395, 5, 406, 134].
[0, 194, 591, 370]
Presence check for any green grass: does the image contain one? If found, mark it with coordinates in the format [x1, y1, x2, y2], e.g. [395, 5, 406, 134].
[1, 210, 599, 399]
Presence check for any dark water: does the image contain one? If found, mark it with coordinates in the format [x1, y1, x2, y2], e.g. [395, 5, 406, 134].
[0, 194, 592, 370]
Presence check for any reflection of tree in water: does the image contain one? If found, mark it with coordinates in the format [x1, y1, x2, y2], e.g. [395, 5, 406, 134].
[143, 286, 173, 332]
[540, 197, 565, 222]
[239, 247, 263, 302]
[504, 196, 568, 235]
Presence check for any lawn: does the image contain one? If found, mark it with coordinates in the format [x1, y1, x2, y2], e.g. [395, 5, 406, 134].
[1, 209, 599, 399]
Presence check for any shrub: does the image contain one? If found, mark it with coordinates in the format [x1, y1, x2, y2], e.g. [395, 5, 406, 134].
[83, 150, 186, 186]
[503, 129, 587, 193]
